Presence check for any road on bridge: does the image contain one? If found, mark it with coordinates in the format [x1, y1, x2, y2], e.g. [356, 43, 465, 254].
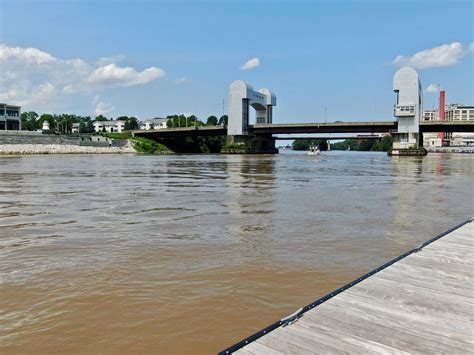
[132, 121, 474, 139]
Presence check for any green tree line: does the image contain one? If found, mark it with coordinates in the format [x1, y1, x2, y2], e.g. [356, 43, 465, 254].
[165, 114, 228, 128]
[331, 135, 393, 152]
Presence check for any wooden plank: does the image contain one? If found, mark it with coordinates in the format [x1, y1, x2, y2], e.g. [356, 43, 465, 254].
[232, 221, 474, 354]
[323, 298, 474, 351]
[235, 341, 284, 355]
[335, 289, 473, 337]
[422, 241, 474, 255]
[433, 235, 473, 248]
[376, 263, 473, 297]
[344, 283, 472, 323]
[302, 304, 471, 353]
[408, 249, 474, 266]
[397, 254, 474, 277]
[288, 318, 409, 354]
[319, 302, 473, 352]
[256, 327, 346, 354]
[347, 277, 474, 317]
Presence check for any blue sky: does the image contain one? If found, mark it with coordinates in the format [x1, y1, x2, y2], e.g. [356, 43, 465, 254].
[0, 0, 472, 122]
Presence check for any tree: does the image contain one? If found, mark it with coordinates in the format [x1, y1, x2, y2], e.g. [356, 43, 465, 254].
[372, 135, 393, 152]
[331, 139, 358, 151]
[128, 117, 139, 130]
[79, 121, 87, 133]
[20, 111, 39, 131]
[38, 114, 56, 131]
[86, 120, 94, 133]
[206, 115, 218, 126]
[218, 115, 228, 126]
[95, 115, 108, 121]
[358, 139, 374, 151]
[292, 139, 328, 151]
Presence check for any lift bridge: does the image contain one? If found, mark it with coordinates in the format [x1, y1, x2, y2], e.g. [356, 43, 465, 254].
[133, 69, 474, 154]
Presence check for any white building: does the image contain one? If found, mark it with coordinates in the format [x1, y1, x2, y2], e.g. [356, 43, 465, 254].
[93, 120, 126, 133]
[422, 109, 438, 121]
[0, 103, 21, 130]
[445, 104, 474, 121]
[72, 122, 80, 133]
[445, 105, 474, 146]
[141, 118, 168, 130]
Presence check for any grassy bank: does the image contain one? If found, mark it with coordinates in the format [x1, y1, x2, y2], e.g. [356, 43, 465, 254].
[101, 132, 172, 154]
[132, 137, 171, 154]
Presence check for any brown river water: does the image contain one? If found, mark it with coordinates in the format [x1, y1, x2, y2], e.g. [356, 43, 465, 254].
[0, 151, 473, 354]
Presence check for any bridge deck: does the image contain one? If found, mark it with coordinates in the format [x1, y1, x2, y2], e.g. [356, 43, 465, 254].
[225, 220, 474, 354]
[133, 121, 474, 139]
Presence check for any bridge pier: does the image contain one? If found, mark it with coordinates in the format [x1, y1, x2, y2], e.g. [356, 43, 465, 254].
[389, 67, 427, 156]
[224, 134, 278, 154]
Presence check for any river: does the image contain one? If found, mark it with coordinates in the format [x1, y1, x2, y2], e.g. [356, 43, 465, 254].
[0, 151, 472, 353]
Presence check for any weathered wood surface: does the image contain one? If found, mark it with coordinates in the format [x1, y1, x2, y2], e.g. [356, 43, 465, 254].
[235, 221, 473, 354]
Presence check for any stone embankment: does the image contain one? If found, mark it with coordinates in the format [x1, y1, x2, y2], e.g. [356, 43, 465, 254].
[0, 142, 136, 154]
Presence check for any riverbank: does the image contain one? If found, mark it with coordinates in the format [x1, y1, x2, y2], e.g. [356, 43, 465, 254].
[0, 142, 136, 154]
[427, 146, 474, 154]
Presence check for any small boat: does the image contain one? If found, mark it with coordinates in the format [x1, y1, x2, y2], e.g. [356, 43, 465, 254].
[308, 146, 320, 155]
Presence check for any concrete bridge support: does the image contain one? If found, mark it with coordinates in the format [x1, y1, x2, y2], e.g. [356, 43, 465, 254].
[225, 133, 278, 154]
[227, 80, 278, 153]
[389, 67, 427, 156]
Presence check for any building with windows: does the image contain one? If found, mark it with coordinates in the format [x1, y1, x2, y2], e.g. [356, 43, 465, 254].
[72, 123, 80, 133]
[93, 119, 127, 133]
[140, 118, 168, 130]
[0, 103, 21, 130]
[445, 104, 474, 121]
[422, 109, 438, 121]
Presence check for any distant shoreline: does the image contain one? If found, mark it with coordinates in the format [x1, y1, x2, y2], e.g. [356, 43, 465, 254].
[0, 143, 136, 155]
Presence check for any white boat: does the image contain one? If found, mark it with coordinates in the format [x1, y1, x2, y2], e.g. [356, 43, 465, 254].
[308, 146, 320, 155]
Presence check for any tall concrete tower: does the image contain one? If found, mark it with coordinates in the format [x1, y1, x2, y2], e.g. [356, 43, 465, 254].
[226, 80, 278, 154]
[228, 80, 276, 136]
[391, 67, 424, 154]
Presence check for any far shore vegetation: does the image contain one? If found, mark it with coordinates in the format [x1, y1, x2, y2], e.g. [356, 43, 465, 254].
[19, 111, 393, 153]
[291, 136, 393, 152]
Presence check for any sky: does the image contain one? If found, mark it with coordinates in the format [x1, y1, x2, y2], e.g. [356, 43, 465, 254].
[0, 0, 473, 123]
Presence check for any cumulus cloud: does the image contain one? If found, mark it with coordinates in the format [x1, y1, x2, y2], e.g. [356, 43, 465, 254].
[240, 57, 260, 70]
[0, 44, 55, 64]
[88, 63, 165, 87]
[93, 96, 114, 116]
[393, 42, 473, 69]
[0, 44, 166, 109]
[425, 84, 439, 93]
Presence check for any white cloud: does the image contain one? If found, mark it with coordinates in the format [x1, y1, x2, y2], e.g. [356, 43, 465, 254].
[0, 43, 166, 110]
[95, 55, 125, 66]
[87, 63, 165, 87]
[174, 76, 190, 85]
[93, 96, 114, 116]
[425, 84, 439, 93]
[392, 42, 473, 69]
[0, 44, 55, 64]
[240, 57, 260, 70]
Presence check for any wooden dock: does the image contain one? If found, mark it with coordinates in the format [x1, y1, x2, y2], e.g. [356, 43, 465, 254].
[222, 219, 473, 354]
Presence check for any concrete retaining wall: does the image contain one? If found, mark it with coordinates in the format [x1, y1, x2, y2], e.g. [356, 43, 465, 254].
[0, 133, 127, 147]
